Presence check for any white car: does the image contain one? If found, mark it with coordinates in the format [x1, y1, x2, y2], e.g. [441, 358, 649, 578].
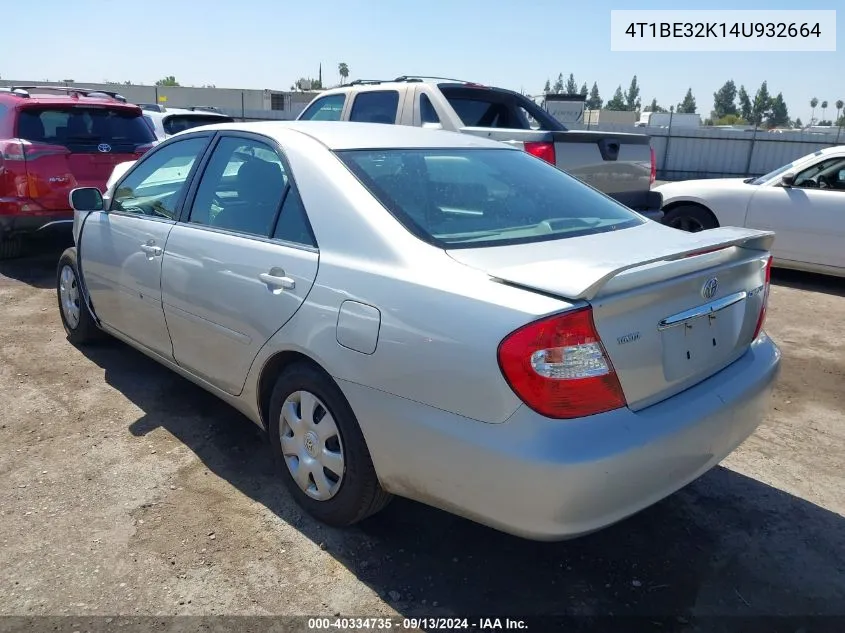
[141, 107, 234, 140]
[655, 146, 845, 278]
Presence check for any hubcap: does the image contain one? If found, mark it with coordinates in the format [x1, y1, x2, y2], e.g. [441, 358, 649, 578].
[279, 390, 345, 501]
[59, 265, 81, 329]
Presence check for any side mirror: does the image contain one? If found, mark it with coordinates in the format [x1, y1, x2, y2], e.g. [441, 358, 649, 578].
[780, 172, 795, 187]
[69, 187, 104, 212]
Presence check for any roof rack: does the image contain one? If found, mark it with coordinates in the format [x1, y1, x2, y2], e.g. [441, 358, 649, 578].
[186, 105, 223, 113]
[342, 76, 475, 88]
[1, 85, 128, 102]
[392, 75, 474, 84]
[138, 103, 166, 113]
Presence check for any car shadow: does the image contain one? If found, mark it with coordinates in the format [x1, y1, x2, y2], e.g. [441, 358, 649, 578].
[0, 234, 72, 290]
[70, 340, 845, 623]
[772, 268, 845, 298]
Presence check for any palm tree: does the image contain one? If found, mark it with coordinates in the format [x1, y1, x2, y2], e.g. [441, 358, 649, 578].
[821, 100, 828, 122]
[836, 99, 844, 125]
[338, 62, 349, 85]
[810, 97, 818, 124]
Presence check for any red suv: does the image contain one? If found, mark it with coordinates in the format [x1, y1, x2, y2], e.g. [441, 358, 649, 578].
[0, 86, 156, 258]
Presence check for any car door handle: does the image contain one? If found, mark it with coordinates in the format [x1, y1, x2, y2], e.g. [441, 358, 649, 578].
[259, 272, 295, 290]
[139, 243, 162, 257]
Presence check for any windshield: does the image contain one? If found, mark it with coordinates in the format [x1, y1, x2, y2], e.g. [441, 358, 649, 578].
[337, 148, 643, 248]
[17, 106, 155, 151]
[750, 162, 795, 185]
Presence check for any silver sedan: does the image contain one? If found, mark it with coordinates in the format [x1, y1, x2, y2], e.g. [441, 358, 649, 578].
[57, 121, 781, 540]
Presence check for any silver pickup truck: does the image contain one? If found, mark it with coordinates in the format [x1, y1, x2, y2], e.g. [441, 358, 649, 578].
[296, 76, 663, 220]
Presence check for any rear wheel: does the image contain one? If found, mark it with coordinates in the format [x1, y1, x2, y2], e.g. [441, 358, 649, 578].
[56, 248, 103, 345]
[0, 236, 24, 260]
[268, 361, 392, 527]
[663, 205, 717, 233]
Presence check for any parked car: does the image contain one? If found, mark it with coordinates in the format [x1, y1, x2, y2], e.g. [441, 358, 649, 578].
[142, 106, 234, 140]
[296, 76, 663, 221]
[655, 146, 845, 278]
[58, 121, 780, 540]
[0, 85, 157, 258]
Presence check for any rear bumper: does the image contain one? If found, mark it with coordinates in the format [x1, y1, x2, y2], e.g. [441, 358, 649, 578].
[340, 334, 781, 540]
[0, 200, 73, 236]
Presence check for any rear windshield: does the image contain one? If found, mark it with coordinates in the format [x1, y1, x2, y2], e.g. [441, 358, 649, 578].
[16, 106, 155, 151]
[439, 86, 565, 131]
[337, 148, 643, 248]
[163, 114, 233, 136]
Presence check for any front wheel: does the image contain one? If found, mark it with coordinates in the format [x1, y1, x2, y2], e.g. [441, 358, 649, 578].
[56, 248, 103, 345]
[268, 361, 392, 527]
[662, 205, 717, 233]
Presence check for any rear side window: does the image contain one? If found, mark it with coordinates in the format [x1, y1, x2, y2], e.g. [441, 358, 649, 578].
[337, 148, 642, 248]
[299, 94, 345, 121]
[420, 94, 440, 124]
[163, 114, 233, 136]
[349, 91, 399, 124]
[16, 107, 155, 151]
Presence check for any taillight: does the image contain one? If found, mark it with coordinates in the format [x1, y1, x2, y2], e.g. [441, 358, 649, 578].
[134, 142, 156, 157]
[752, 255, 773, 340]
[0, 139, 26, 162]
[497, 307, 627, 419]
[524, 141, 556, 166]
[649, 146, 656, 184]
[0, 140, 27, 198]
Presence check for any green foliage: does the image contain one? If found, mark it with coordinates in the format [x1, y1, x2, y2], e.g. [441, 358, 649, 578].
[155, 76, 179, 87]
[677, 88, 697, 114]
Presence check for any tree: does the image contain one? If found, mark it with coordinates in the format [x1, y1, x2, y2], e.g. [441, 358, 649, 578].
[750, 81, 772, 125]
[714, 114, 748, 126]
[794, 117, 803, 128]
[738, 85, 752, 121]
[810, 97, 819, 124]
[624, 75, 641, 111]
[580, 82, 588, 96]
[553, 73, 564, 94]
[676, 88, 697, 114]
[820, 100, 828, 121]
[836, 99, 844, 123]
[712, 80, 738, 119]
[768, 92, 789, 128]
[606, 85, 626, 110]
[155, 76, 179, 87]
[564, 73, 578, 94]
[644, 98, 666, 113]
[586, 82, 602, 110]
[338, 62, 349, 84]
[543, 78, 551, 93]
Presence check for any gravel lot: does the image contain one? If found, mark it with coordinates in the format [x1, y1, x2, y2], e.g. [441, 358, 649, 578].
[1, 237, 844, 623]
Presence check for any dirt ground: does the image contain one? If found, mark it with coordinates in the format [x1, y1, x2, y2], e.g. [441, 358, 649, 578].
[1, 237, 843, 624]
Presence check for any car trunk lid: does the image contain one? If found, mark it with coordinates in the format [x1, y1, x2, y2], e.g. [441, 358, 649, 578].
[448, 223, 775, 410]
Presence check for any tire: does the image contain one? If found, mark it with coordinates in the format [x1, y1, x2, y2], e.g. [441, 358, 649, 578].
[662, 204, 718, 233]
[0, 236, 24, 260]
[268, 361, 392, 527]
[56, 248, 103, 345]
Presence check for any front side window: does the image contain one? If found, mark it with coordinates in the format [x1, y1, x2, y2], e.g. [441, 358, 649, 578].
[794, 157, 845, 190]
[111, 136, 208, 218]
[189, 136, 287, 237]
[349, 91, 399, 124]
[299, 94, 346, 121]
[337, 148, 643, 248]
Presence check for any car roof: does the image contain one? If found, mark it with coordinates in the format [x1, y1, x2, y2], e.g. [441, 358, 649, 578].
[191, 120, 517, 151]
[0, 92, 140, 110]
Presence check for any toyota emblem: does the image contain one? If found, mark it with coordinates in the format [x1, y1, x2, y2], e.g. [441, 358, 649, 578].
[97, 143, 112, 153]
[701, 277, 719, 300]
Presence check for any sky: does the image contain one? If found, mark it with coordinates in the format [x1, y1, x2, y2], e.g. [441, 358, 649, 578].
[4, 0, 842, 123]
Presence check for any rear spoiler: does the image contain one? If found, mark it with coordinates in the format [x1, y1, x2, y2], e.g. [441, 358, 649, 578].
[488, 225, 775, 301]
